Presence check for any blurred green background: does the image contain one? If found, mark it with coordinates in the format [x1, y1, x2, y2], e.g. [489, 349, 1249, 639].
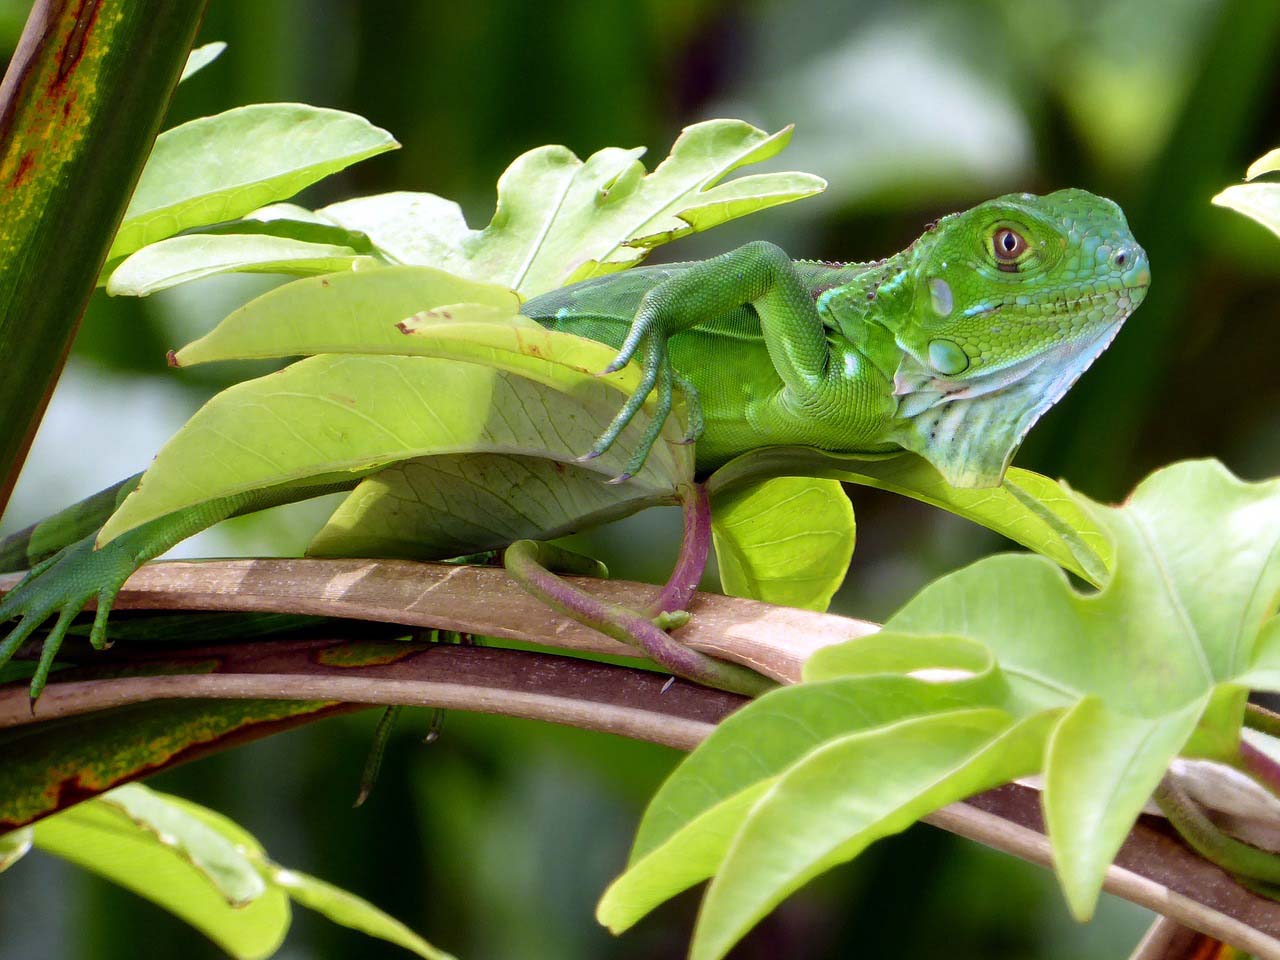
[3, 0, 1280, 956]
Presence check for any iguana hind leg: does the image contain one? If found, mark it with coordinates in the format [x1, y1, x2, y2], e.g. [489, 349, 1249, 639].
[503, 483, 771, 697]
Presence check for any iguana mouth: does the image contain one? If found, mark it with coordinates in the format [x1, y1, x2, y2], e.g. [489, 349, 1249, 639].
[973, 286, 1146, 324]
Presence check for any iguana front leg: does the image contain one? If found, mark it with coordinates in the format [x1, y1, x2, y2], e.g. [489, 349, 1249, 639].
[590, 241, 834, 480]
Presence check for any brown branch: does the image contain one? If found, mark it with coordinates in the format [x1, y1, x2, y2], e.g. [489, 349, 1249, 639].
[1, 557, 876, 683]
[3, 558, 1280, 955]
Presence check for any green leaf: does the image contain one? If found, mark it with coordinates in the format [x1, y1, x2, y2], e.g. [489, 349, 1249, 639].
[1213, 182, 1280, 243]
[0, 827, 32, 872]
[106, 234, 375, 296]
[172, 265, 519, 365]
[609, 460, 1280, 948]
[318, 120, 825, 296]
[879, 459, 1280, 914]
[598, 779, 777, 934]
[1247, 148, 1280, 180]
[97, 784, 267, 904]
[0, 698, 335, 830]
[629, 662, 1007, 863]
[689, 710, 1049, 960]
[262, 861, 457, 960]
[102, 323, 693, 544]
[309, 453, 671, 560]
[1044, 696, 1205, 920]
[110, 104, 399, 261]
[180, 41, 226, 81]
[710, 476, 854, 611]
[32, 787, 290, 960]
[707, 448, 1112, 584]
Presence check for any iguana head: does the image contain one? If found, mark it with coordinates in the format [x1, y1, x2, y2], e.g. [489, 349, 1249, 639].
[886, 188, 1149, 487]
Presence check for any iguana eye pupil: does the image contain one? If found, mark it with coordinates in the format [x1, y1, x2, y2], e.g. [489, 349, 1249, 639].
[993, 228, 1025, 260]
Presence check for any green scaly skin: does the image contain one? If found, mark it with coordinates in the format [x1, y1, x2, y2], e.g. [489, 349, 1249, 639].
[0, 189, 1149, 698]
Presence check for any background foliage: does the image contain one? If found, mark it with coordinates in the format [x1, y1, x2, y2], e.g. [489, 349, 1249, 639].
[3, 0, 1280, 957]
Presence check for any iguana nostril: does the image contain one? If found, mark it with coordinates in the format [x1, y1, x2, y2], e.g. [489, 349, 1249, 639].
[1115, 251, 1126, 266]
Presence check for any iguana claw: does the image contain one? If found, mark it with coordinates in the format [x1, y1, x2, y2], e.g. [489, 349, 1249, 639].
[590, 330, 703, 479]
[0, 533, 135, 700]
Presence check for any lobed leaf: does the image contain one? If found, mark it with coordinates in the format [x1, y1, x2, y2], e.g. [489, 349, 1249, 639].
[1044, 696, 1205, 920]
[318, 120, 825, 296]
[109, 104, 398, 261]
[879, 459, 1280, 913]
[710, 476, 854, 611]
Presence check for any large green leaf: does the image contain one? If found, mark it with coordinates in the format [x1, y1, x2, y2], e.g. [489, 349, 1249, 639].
[707, 447, 1112, 585]
[628, 636, 1005, 862]
[107, 234, 376, 296]
[689, 711, 1049, 960]
[317, 120, 825, 296]
[172, 266, 520, 365]
[109, 104, 398, 261]
[32, 787, 291, 960]
[101, 323, 693, 545]
[309, 453, 670, 560]
[710, 476, 854, 611]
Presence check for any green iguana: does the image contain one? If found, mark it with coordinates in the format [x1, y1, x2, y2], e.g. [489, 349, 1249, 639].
[0, 188, 1149, 697]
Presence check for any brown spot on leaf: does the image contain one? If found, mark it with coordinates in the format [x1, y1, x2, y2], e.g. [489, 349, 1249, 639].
[52, 0, 101, 89]
[8, 151, 34, 188]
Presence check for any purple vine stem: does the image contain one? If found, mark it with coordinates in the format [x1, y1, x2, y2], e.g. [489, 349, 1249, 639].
[1241, 738, 1280, 797]
[649, 481, 712, 618]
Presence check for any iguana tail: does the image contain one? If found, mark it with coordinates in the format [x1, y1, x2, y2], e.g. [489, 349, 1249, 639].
[0, 474, 142, 573]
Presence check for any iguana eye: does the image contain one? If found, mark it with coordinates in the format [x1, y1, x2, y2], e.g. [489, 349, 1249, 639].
[992, 227, 1027, 262]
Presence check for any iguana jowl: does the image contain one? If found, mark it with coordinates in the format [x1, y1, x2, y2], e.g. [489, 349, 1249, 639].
[0, 188, 1149, 696]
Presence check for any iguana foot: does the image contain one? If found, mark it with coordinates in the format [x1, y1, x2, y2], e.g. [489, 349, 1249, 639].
[504, 539, 771, 696]
[581, 300, 704, 482]
[0, 532, 137, 701]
